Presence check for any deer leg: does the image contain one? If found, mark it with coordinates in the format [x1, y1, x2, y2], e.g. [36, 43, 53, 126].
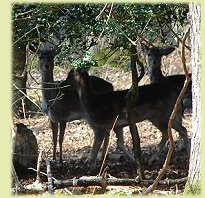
[59, 122, 66, 164]
[173, 112, 185, 150]
[50, 120, 58, 161]
[148, 125, 168, 165]
[115, 127, 135, 162]
[88, 129, 105, 174]
[173, 112, 190, 153]
[173, 120, 190, 156]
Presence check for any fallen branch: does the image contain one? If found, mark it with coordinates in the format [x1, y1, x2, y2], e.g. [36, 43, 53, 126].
[52, 176, 187, 189]
[14, 175, 187, 195]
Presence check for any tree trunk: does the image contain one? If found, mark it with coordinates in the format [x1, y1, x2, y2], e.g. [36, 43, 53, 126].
[12, 43, 28, 118]
[12, 123, 38, 176]
[185, 3, 201, 195]
[126, 45, 144, 179]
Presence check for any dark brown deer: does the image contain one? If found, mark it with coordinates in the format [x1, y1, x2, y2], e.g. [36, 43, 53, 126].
[72, 69, 190, 172]
[141, 42, 192, 147]
[141, 43, 192, 103]
[38, 50, 113, 163]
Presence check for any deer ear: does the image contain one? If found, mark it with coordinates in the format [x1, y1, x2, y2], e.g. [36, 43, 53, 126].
[160, 47, 175, 56]
[141, 42, 149, 53]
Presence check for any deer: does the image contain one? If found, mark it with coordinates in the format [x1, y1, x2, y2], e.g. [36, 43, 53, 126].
[72, 69, 191, 173]
[38, 49, 114, 164]
[141, 43, 192, 102]
[141, 43, 190, 83]
[141, 42, 192, 148]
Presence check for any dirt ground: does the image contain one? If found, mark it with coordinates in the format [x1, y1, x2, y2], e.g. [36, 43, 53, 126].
[13, 50, 192, 195]
[15, 113, 191, 194]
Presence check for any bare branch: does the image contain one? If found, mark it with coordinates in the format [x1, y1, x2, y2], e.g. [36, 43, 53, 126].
[98, 115, 119, 177]
[97, 4, 113, 42]
[95, 4, 108, 20]
[13, 25, 44, 46]
[160, 19, 191, 51]
[12, 83, 42, 111]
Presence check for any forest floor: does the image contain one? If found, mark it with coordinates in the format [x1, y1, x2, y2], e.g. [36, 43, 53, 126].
[13, 51, 192, 195]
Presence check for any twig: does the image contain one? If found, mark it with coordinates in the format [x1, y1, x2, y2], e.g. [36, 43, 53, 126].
[27, 42, 41, 85]
[13, 24, 44, 45]
[142, 27, 191, 195]
[12, 84, 70, 91]
[92, 115, 119, 194]
[132, 48, 145, 82]
[12, 83, 42, 111]
[181, 27, 191, 76]
[13, 72, 27, 80]
[160, 18, 191, 51]
[35, 151, 43, 184]
[28, 167, 57, 181]
[21, 97, 27, 119]
[97, 4, 113, 42]
[17, 8, 36, 16]
[110, 10, 149, 46]
[95, 4, 108, 20]
[98, 115, 119, 176]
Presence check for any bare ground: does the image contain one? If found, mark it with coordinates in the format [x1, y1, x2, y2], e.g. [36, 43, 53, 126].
[15, 111, 192, 195]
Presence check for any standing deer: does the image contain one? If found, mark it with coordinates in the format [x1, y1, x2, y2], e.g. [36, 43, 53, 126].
[38, 50, 113, 163]
[141, 42, 192, 147]
[72, 69, 190, 172]
[141, 43, 192, 97]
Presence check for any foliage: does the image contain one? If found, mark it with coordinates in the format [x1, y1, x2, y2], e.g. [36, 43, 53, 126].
[93, 48, 130, 69]
[12, 3, 189, 69]
[70, 51, 98, 71]
[184, 182, 201, 195]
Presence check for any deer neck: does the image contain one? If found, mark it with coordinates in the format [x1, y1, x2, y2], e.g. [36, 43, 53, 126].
[150, 66, 164, 83]
[41, 70, 57, 103]
[77, 79, 94, 109]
